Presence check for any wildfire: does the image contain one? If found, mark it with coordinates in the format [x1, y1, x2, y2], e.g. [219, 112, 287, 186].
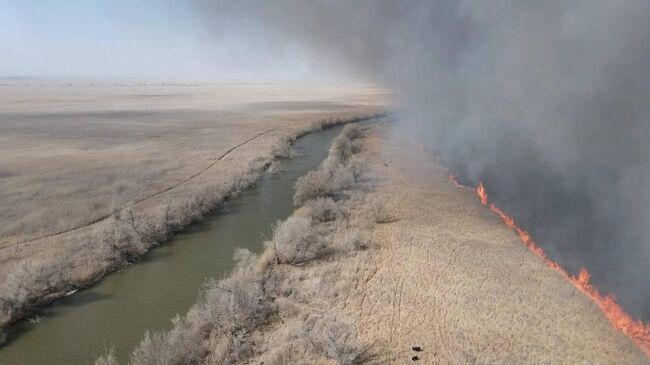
[449, 174, 650, 356]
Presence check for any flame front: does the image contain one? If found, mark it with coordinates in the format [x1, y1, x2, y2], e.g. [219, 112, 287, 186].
[476, 182, 488, 205]
[449, 174, 650, 356]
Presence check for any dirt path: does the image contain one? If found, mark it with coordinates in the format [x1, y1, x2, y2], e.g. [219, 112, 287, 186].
[345, 126, 647, 364]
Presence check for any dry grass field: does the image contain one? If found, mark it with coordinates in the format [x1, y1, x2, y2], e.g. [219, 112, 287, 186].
[0, 82, 386, 244]
[0, 81, 389, 331]
[115, 124, 648, 364]
[342, 125, 647, 363]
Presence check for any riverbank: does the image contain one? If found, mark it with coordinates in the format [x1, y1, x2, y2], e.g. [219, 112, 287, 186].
[112, 123, 647, 364]
[0, 82, 389, 338]
[98, 123, 382, 364]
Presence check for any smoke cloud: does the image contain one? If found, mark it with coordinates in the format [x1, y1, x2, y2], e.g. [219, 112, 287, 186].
[195, 1, 650, 320]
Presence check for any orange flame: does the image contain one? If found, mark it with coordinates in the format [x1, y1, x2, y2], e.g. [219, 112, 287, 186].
[476, 182, 489, 205]
[450, 174, 650, 356]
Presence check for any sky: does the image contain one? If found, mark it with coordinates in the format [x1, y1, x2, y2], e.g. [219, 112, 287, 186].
[0, 0, 318, 80]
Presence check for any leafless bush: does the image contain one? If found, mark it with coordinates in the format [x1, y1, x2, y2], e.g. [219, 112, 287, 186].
[130, 330, 179, 365]
[304, 315, 376, 365]
[271, 217, 326, 264]
[323, 124, 364, 171]
[337, 229, 371, 252]
[293, 170, 331, 207]
[0, 257, 63, 315]
[369, 197, 393, 224]
[293, 123, 365, 207]
[253, 311, 377, 365]
[129, 248, 274, 365]
[226, 167, 261, 199]
[305, 198, 340, 222]
[266, 160, 282, 174]
[95, 346, 118, 365]
[270, 136, 294, 159]
[341, 123, 364, 141]
[98, 212, 148, 260]
[328, 166, 356, 194]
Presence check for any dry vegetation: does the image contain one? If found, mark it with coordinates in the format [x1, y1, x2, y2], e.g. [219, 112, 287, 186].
[97, 124, 388, 364]
[0, 82, 389, 337]
[91, 123, 648, 365]
[344, 126, 648, 364]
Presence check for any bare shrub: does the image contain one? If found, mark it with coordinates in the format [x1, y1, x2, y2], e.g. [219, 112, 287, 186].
[254, 313, 376, 365]
[0, 258, 55, 311]
[270, 137, 294, 159]
[341, 123, 363, 141]
[132, 208, 171, 245]
[369, 198, 393, 224]
[293, 166, 355, 207]
[191, 258, 273, 363]
[98, 210, 150, 258]
[304, 314, 376, 365]
[305, 198, 340, 222]
[338, 229, 370, 252]
[294, 123, 365, 207]
[323, 124, 364, 171]
[293, 170, 331, 207]
[130, 248, 274, 365]
[95, 346, 118, 365]
[163, 196, 199, 231]
[267, 160, 282, 174]
[272, 217, 325, 264]
[131, 313, 211, 365]
[130, 331, 176, 365]
[227, 167, 261, 199]
[328, 166, 356, 194]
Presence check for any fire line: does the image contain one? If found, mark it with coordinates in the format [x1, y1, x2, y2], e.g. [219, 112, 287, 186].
[449, 174, 650, 357]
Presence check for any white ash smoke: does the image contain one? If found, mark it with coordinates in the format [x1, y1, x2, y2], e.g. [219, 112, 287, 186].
[195, 1, 650, 320]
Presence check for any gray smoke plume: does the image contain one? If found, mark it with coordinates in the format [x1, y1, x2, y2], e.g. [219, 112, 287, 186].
[195, 1, 650, 320]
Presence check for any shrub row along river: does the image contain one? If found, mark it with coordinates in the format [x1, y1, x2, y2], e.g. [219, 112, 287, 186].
[0, 125, 345, 365]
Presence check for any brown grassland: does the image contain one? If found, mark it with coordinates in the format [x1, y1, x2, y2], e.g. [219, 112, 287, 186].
[0, 82, 389, 335]
[100, 123, 647, 364]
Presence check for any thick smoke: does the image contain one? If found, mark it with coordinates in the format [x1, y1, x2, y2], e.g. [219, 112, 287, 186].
[196, 1, 650, 320]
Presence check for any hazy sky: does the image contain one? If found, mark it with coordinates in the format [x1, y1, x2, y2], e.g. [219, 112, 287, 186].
[0, 0, 319, 80]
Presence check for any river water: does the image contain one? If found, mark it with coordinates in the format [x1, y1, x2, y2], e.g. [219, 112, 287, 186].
[0, 125, 344, 365]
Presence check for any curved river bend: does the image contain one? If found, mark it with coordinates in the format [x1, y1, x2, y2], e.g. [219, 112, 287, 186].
[0, 125, 344, 365]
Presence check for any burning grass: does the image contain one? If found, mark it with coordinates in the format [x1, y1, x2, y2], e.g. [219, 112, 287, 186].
[450, 175, 650, 357]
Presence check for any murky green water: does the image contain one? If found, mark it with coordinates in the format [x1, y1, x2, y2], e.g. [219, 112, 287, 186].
[0, 125, 344, 365]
